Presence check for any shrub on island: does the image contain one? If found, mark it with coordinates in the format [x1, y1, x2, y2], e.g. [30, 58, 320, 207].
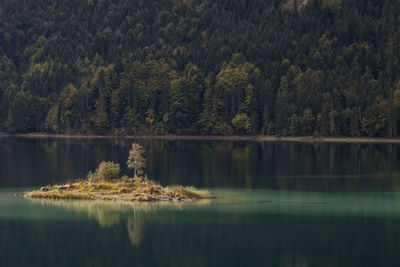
[24, 143, 210, 202]
[88, 161, 121, 182]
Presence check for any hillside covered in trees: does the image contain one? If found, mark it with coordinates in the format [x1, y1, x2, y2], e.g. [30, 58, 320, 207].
[1, 0, 400, 136]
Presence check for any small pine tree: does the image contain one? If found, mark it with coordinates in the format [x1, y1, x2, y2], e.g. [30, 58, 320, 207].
[127, 143, 146, 179]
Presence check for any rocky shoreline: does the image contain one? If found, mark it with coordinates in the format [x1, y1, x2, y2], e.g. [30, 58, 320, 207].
[23, 179, 210, 202]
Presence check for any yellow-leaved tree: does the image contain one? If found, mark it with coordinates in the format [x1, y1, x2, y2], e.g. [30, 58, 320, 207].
[127, 143, 147, 179]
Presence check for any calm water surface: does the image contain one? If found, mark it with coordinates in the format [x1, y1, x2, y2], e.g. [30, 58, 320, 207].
[1, 137, 400, 267]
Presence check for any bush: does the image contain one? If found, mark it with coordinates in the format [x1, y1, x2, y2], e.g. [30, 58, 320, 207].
[232, 113, 251, 134]
[87, 170, 99, 182]
[88, 161, 121, 182]
[121, 175, 131, 182]
[212, 122, 233, 135]
[98, 161, 120, 181]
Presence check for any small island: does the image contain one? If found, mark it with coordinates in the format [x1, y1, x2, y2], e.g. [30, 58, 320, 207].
[24, 143, 210, 202]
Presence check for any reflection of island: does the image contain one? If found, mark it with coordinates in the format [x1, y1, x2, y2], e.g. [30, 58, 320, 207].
[29, 198, 210, 246]
[127, 218, 144, 246]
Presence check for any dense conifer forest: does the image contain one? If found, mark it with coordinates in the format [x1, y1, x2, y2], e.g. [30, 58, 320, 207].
[0, 0, 400, 136]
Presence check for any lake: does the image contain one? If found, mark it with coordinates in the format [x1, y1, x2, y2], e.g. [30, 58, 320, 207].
[1, 137, 400, 267]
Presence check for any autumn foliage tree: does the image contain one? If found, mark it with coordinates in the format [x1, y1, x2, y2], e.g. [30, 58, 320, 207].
[1, 0, 400, 137]
[127, 143, 146, 179]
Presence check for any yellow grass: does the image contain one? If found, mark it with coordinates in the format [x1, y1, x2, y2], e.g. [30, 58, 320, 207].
[24, 178, 211, 202]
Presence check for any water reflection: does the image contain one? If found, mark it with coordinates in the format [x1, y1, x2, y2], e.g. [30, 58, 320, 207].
[1, 189, 400, 267]
[2, 138, 400, 266]
[2, 137, 400, 192]
[28, 198, 211, 246]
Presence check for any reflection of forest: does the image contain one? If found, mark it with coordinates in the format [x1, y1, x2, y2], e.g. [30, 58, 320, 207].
[29, 199, 210, 246]
[3, 138, 400, 191]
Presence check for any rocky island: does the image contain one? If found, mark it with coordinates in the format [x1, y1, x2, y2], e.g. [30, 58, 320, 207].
[24, 143, 210, 202]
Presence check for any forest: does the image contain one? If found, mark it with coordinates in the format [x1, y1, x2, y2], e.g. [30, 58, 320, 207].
[1, 0, 400, 137]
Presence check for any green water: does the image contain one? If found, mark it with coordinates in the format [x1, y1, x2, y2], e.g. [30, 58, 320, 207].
[1, 137, 400, 266]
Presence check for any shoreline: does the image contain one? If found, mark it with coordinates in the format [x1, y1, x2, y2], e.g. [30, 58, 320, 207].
[24, 179, 211, 202]
[2, 132, 400, 143]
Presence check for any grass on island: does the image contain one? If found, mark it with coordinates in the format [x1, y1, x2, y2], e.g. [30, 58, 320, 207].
[24, 144, 210, 202]
[24, 177, 210, 202]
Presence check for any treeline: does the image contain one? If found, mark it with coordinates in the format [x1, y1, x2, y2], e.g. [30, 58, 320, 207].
[1, 0, 400, 136]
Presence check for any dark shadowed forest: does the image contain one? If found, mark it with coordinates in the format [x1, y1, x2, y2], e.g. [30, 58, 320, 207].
[1, 0, 400, 137]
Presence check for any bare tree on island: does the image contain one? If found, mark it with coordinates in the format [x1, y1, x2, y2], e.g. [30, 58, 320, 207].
[127, 143, 147, 179]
